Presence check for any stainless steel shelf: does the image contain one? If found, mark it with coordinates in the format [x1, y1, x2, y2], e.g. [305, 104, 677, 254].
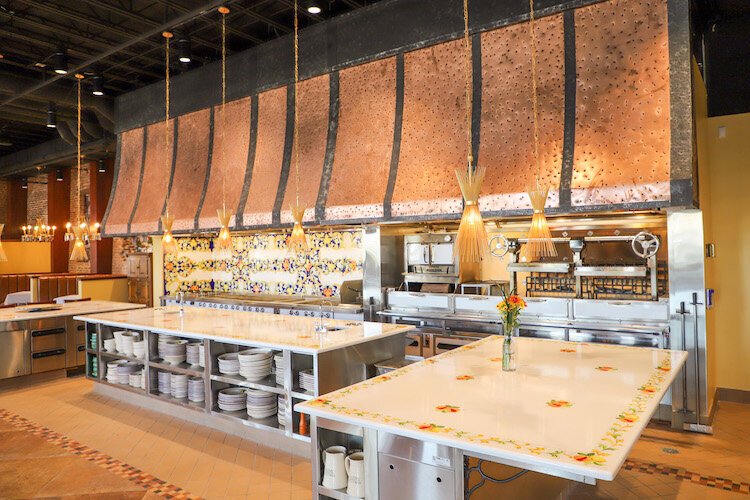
[100, 351, 144, 363]
[210, 373, 285, 395]
[99, 379, 147, 396]
[317, 485, 360, 500]
[291, 389, 314, 401]
[148, 360, 203, 377]
[210, 408, 286, 435]
[150, 392, 206, 411]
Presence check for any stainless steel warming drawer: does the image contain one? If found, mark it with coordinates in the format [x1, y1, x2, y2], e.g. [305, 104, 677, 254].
[0, 321, 30, 379]
[29, 318, 67, 374]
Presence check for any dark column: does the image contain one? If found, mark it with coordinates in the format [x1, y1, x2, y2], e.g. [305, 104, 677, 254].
[89, 159, 114, 273]
[6, 180, 28, 240]
[47, 168, 70, 273]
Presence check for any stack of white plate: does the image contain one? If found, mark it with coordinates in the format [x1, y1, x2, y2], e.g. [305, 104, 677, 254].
[116, 362, 141, 385]
[217, 387, 247, 412]
[106, 360, 127, 383]
[113, 331, 126, 353]
[188, 377, 205, 403]
[198, 344, 205, 368]
[158, 371, 171, 393]
[141, 370, 146, 390]
[238, 348, 272, 381]
[103, 338, 116, 353]
[157, 334, 177, 358]
[120, 332, 139, 357]
[298, 369, 315, 392]
[277, 395, 287, 426]
[217, 353, 240, 375]
[132, 340, 146, 360]
[186, 342, 202, 367]
[274, 354, 284, 386]
[170, 373, 188, 399]
[128, 371, 142, 388]
[163, 339, 188, 365]
[246, 389, 277, 419]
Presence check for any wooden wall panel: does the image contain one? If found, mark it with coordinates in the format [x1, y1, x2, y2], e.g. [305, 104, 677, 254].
[242, 86, 287, 227]
[130, 119, 174, 233]
[326, 57, 397, 221]
[198, 97, 251, 229]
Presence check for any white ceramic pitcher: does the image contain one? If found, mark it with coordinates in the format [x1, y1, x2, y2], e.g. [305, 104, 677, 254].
[345, 451, 365, 498]
[322, 445, 348, 490]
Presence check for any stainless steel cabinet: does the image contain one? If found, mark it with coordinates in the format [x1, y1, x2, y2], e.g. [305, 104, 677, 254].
[0, 322, 30, 379]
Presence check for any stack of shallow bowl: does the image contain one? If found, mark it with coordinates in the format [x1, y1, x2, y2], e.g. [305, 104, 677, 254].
[277, 395, 287, 426]
[163, 339, 188, 365]
[113, 331, 126, 353]
[106, 360, 127, 383]
[158, 371, 171, 393]
[129, 371, 142, 388]
[120, 332, 139, 357]
[298, 369, 315, 392]
[217, 353, 240, 375]
[170, 374, 188, 399]
[198, 344, 205, 368]
[238, 348, 272, 382]
[117, 362, 141, 385]
[188, 377, 205, 403]
[274, 354, 284, 386]
[217, 387, 246, 412]
[186, 342, 202, 367]
[132, 340, 146, 360]
[157, 334, 176, 359]
[246, 389, 277, 419]
[103, 338, 116, 353]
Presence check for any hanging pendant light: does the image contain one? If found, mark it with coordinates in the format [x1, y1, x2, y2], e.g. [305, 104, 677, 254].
[68, 73, 100, 263]
[0, 224, 8, 263]
[160, 31, 179, 255]
[524, 0, 556, 261]
[215, 6, 234, 252]
[287, 0, 309, 254]
[455, 0, 488, 263]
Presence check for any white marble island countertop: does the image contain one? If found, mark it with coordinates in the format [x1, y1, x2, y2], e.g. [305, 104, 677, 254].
[75, 306, 413, 354]
[296, 336, 687, 481]
[0, 300, 145, 322]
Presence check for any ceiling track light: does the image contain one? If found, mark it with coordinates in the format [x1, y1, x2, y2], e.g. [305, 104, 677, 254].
[91, 75, 105, 96]
[46, 102, 57, 128]
[53, 48, 68, 75]
[56, 168, 64, 182]
[177, 35, 192, 63]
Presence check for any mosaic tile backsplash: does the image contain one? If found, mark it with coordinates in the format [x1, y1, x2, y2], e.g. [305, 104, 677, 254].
[164, 229, 364, 297]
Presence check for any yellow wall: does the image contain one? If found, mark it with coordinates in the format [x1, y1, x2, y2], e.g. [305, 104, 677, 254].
[78, 278, 129, 302]
[0, 242, 51, 274]
[703, 111, 750, 392]
[151, 236, 164, 307]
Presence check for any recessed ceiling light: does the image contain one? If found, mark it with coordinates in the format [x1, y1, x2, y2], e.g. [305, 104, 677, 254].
[307, 4, 321, 14]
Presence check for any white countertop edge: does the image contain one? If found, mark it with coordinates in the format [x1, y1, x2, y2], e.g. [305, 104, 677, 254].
[73, 314, 414, 355]
[295, 346, 687, 482]
[0, 302, 145, 322]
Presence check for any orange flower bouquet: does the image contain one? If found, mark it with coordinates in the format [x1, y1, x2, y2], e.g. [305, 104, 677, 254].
[496, 289, 526, 371]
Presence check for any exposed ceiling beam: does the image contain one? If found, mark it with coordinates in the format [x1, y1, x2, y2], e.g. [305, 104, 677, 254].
[152, 0, 266, 44]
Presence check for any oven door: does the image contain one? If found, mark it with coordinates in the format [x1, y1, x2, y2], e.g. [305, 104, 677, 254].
[432, 334, 486, 355]
[569, 328, 663, 348]
[405, 333, 423, 358]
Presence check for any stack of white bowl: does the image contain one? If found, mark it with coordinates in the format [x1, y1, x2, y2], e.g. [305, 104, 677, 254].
[274, 354, 284, 386]
[217, 353, 240, 375]
[246, 389, 277, 419]
[163, 339, 188, 365]
[186, 342, 202, 367]
[198, 344, 205, 368]
[277, 395, 287, 426]
[238, 348, 272, 381]
[120, 332, 139, 357]
[128, 371, 142, 388]
[132, 340, 146, 360]
[116, 362, 141, 385]
[170, 373, 188, 399]
[188, 377, 205, 403]
[113, 331, 126, 353]
[103, 338, 116, 353]
[106, 360, 127, 383]
[217, 387, 246, 412]
[157, 371, 171, 393]
[298, 369, 315, 392]
[157, 334, 177, 358]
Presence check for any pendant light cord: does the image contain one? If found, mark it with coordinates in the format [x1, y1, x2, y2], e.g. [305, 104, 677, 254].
[164, 34, 170, 214]
[529, 0, 540, 183]
[294, 0, 300, 207]
[463, 0, 472, 171]
[221, 8, 227, 212]
[76, 75, 81, 221]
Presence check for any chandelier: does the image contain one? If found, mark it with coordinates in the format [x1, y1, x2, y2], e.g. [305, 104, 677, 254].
[22, 219, 56, 242]
[67, 73, 101, 262]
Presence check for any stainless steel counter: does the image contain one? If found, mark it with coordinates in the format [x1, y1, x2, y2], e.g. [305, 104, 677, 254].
[161, 293, 363, 318]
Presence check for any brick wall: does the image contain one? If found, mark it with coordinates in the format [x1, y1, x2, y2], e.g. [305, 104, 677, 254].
[112, 236, 153, 275]
[27, 173, 48, 224]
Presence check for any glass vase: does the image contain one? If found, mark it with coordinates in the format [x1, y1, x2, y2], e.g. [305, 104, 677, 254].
[502, 324, 519, 372]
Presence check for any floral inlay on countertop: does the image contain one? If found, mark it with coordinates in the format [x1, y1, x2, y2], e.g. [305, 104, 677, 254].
[300, 336, 687, 480]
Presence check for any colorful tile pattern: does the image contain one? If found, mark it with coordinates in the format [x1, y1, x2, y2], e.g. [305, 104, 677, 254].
[0, 408, 199, 499]
[164, 229, 363, 296]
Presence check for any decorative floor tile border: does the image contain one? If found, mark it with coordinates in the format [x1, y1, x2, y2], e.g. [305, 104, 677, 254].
[0, 408, 201, 500]
[623, 458, 750, 495]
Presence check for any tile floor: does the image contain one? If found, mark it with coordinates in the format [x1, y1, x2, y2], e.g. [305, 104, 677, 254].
[0, 375, 748, 499]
